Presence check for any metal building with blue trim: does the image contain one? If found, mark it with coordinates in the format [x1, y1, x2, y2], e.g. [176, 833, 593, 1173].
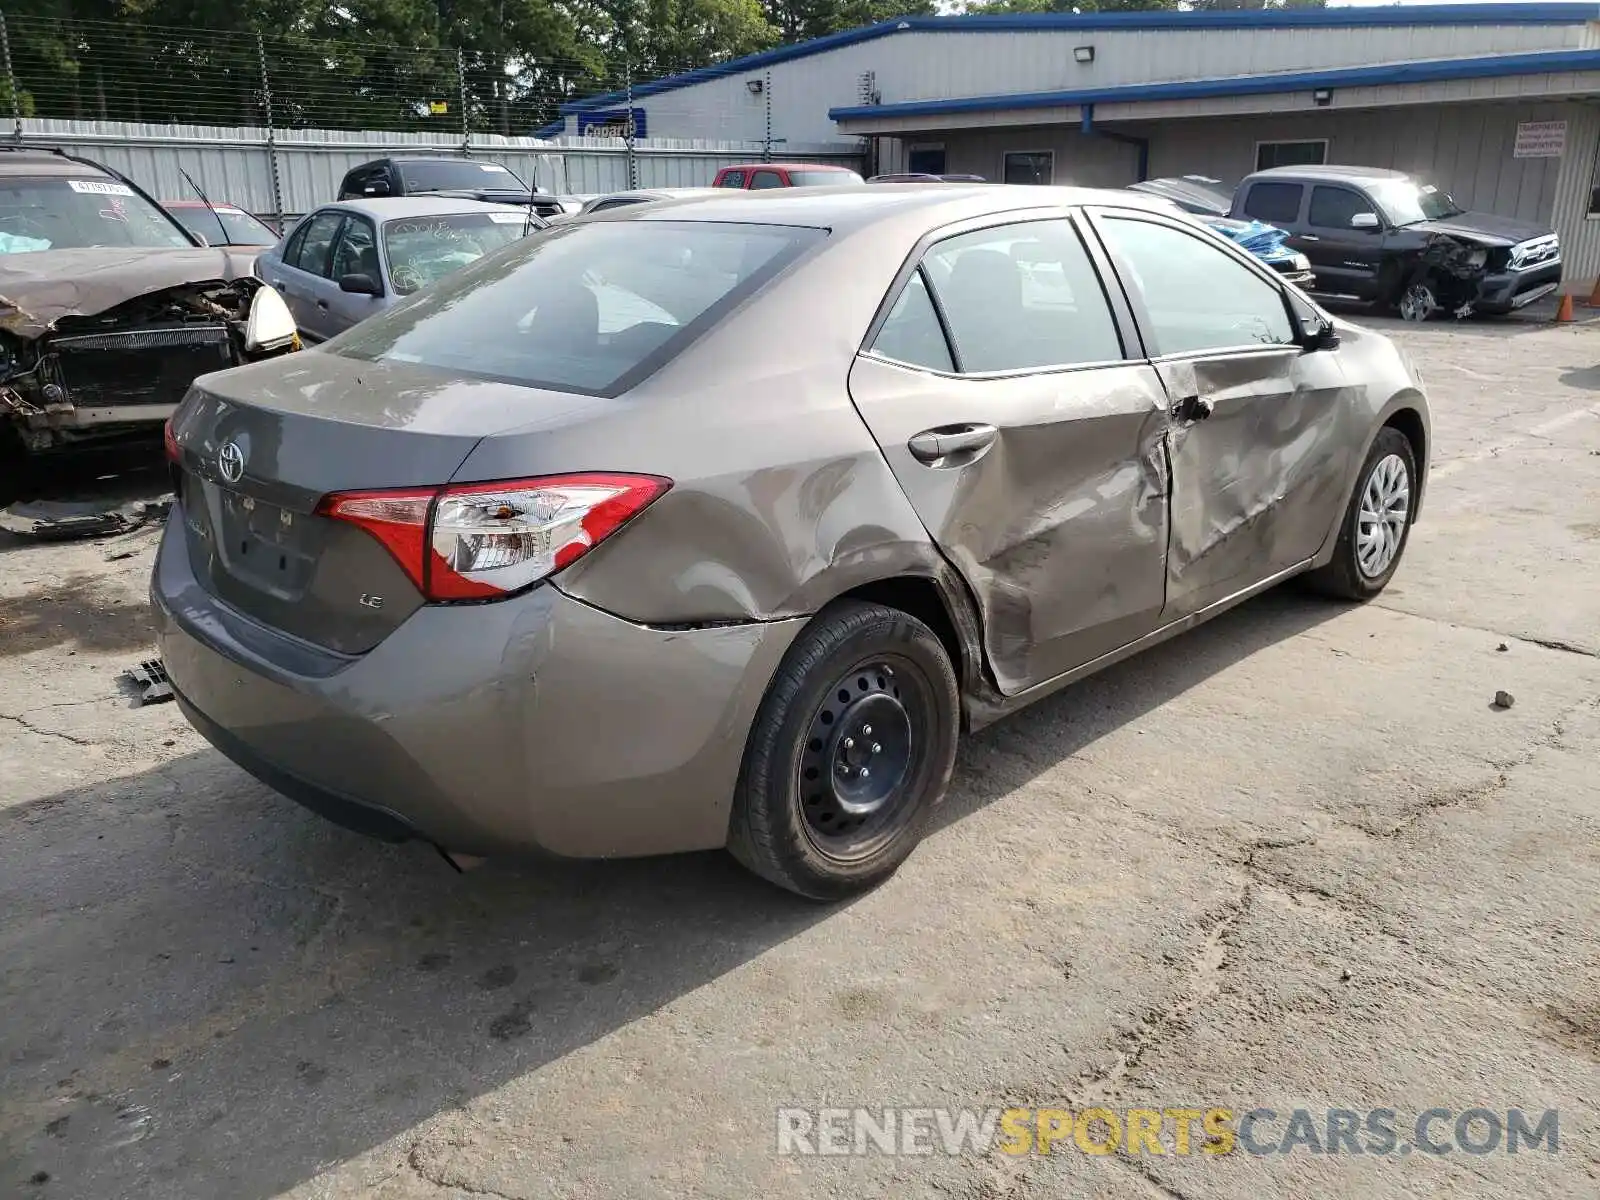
[554, 2, 1600, 290]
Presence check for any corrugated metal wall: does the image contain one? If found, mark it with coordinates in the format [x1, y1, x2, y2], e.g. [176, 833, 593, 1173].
[1549, 102, 1600, 289]
[15, 119, 861, 220]
[590, 19, 1587, 144]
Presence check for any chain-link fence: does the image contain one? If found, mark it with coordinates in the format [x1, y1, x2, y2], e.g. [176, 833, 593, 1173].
[0, 13, 862, 220]
[0, 13, 621, 136]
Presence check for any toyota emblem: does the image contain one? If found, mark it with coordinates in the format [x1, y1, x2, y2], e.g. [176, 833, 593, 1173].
[218, 440, 246, 484]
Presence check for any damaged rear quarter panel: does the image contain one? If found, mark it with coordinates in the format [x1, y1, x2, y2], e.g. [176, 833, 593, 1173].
[450, 220, 958, 631]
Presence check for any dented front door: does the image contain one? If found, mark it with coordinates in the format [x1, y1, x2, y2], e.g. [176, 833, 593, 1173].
[1088, 208, 1349, 621]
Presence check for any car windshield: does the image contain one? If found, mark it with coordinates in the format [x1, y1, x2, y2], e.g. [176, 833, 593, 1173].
[334, 219, 823, 395]
[1369, 180, 1465, 225]
[398, 160, 526, 192]
[382, 211, 534, 295]
[169, 205, 278, 246]
[788, 170, 864, 187]
[0, 176, 192, 252]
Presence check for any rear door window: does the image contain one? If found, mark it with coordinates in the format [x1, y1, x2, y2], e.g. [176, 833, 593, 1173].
[869, 269, 953, 372]
[289, 210, 345, 277]
[751, 170, 785, 190]
[919, 219, 1122, 373]
[333, 220, 824, 396]
[1242, 182, 1304, 225]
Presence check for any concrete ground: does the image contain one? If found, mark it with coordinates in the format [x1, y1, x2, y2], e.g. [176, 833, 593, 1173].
[1, 315, 1597, 1200]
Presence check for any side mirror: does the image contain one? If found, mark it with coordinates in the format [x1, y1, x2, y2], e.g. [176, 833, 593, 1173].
[339, 272, 382, 296]
[244, 284, 299, 354]
[1301, 315, 1340, 353]
[1350, 212, 1381, 231]
[189, 229, 210, 248]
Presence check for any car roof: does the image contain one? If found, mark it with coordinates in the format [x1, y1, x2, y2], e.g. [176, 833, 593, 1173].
[313, 196, 530, 220]
[719, 162, 857, 172]
[620, 183, 1172, 231]
[1249, 164, 1411, 185]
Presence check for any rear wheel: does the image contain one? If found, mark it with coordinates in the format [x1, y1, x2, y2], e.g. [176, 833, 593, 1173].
[1303, 426, 1417, 600]
[728, 600, 959, 900]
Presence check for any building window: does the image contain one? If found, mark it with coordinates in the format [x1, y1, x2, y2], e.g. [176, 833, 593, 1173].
[1003, 151, 1054, 186]
[1255, 139, 1328, 171]
[907, 144, 946, 175]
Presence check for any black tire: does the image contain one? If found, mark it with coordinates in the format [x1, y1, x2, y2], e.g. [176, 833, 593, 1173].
[728, 600, 959, 900]
[0, 427, 35, 506]
[1303, 425, 1417, 601]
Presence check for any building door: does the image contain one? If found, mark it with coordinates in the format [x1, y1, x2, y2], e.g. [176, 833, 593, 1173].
[907, 145, 946, 175]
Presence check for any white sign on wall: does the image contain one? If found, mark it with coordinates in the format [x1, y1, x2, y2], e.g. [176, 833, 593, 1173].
[1514, 120, 1567, 158]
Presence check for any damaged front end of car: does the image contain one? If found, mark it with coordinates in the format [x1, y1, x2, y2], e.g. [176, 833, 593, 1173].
[1399, 231, 1562, 322]
[0, 274, 298, 457]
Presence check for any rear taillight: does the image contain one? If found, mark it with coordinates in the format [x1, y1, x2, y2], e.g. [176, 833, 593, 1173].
[319, 473, 670, 602]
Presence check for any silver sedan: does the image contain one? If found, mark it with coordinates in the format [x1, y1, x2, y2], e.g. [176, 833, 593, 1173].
[254, 197, 541, 342]
[157, 185, 1429, 898]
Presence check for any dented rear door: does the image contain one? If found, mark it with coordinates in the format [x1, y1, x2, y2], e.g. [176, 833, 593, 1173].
[847, 214, 1170, 696]
[1088, 207, 1349, 622]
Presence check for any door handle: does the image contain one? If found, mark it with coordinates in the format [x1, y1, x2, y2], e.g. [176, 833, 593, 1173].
[1172, 395, 1214, 423]
[908, 423, 998, 465]
[316, 299, 329, 310]
[1299, 234, 1321, 242]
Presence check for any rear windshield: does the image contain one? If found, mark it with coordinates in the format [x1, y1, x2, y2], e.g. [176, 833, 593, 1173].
[332, 219, 823, 396]
[789, 170, 864, 187]
[383, 211, 532, 294]
[169, 205, 279, 246]
[398, 160, 525, 192]
[0, 176, 192, 252]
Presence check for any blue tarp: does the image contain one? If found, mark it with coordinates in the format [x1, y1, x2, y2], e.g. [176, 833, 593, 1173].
[0, 232, 51, 254]
[1214, 219, 1294, 263]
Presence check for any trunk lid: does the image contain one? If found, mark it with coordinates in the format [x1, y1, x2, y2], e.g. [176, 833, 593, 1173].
[170, 350, 609, 653]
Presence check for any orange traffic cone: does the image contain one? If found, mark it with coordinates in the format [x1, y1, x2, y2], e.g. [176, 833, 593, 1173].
[1556, 293, 1574, 322]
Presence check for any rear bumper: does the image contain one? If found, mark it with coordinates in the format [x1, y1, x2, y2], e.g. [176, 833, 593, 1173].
[151, 510, 804, 858]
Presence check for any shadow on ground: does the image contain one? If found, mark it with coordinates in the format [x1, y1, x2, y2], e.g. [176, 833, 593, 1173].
[0, 589, 1342, 1199]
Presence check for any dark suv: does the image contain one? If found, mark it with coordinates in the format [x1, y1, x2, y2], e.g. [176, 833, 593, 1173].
[1230, 165, 1561, 320]
[0, 146, 297, 487]
[336, 157, 565, 220]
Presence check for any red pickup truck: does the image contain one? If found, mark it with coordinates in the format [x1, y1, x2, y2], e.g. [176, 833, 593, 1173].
[711, 163, 865, 189]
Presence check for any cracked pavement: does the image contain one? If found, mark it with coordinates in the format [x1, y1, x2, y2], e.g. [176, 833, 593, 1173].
[2, 318, 1598, 1199]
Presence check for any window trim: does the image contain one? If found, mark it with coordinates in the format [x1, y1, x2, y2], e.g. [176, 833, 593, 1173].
[1001, 150, 1055, 187]
[858, 208, 1137, 380]
[1083, 205, 1301, 363]
[1254, 138, 1329, 172]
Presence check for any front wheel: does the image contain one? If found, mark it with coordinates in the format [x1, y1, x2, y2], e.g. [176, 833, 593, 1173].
[1303, 426, 1417, 600]
[728, 600, 959, 900]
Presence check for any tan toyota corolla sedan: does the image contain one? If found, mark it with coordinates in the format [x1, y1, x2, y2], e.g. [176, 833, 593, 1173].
[154, 185, 1429, 898]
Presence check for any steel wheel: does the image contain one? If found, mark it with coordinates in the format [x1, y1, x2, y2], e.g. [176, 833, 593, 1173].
[1399, 281, 1437, 322]
[1356, 452, 1410, 579]
[797, 655, 931, 863]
